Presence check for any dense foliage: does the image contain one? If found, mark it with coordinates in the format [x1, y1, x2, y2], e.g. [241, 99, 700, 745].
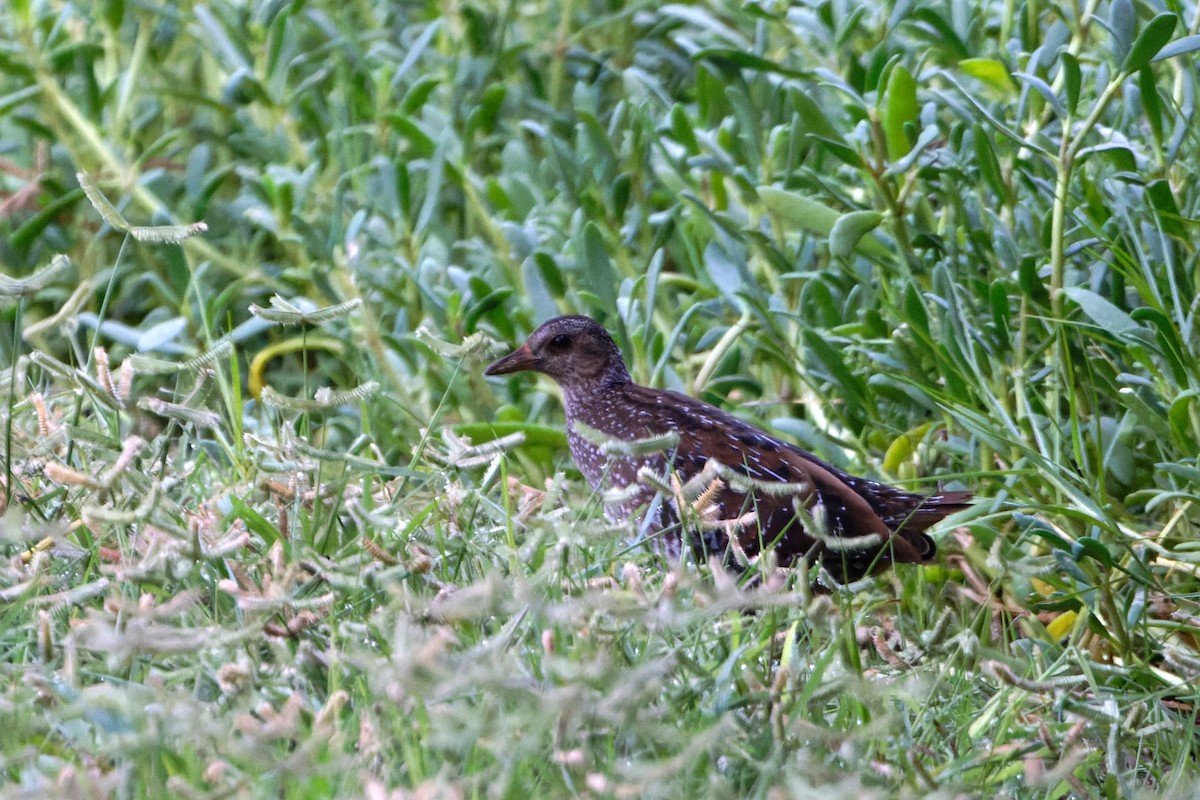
[2, 0, 1199, 796]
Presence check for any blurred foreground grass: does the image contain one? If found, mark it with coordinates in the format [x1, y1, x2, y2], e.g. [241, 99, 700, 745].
[2, 0, 1200, 797]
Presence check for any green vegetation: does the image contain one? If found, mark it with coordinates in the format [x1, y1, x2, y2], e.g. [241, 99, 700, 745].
[3, 0, 1199, 796]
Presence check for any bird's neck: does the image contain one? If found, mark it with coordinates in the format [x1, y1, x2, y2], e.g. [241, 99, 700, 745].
[559, 370, 631, 422]
[560, 378, 616, 413]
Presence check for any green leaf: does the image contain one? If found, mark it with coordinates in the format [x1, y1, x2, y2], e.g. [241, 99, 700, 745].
[413, 135, 446, 234]
[937, 71, 1052, 156]
[1167, 392, 1200, 444]
[464, 287, 514, 332]
[1075, 142, 1136, 169]
[136, 317, 187, 352]
[694, 48, 811, 80]
[882, 63, 917, 160]
[469, 84, 508, 137]
[386, 114, 436, 157]
[103, 0, 124, 28]
[1145, 179, 1184, 238]
[668, 104, 700, 154]
[228, 494, 281, 547]
[959, 58, 1016, 93]
[451, 422, 567, 450]
[829, 211, 884, 258]
[1015, 514, 1072, 550]
[1109, 0, 1135, 65]
[1062, 287, 1138, 336]
[1131, 307, 1188, 383]
[1061, 52, 1081, 116]
[703, 240, 748, 298]
[757, 187, 891, 259]
[1012, 71, 1062, 117]
[909, 8, 969, 57]
[790, 91, 860, 164]
[1121, 13, 1177, 73]
[534, 252, 565, 296]
[1137, 67, 1163, 147]
[1072, 537, 1116, 568]
[903, 283, 930, 337]
[989, 281, 1012, 341]
[1152, 33, 1200, 62]
[807, 134, 863, 167]
[578, 222, 618, 312]
[971, 124, 1007, 198]
[758, 187, 839, 232]
[400, 75, 441, 115]
[520, 257, 557, 324]
[803, 330, 870, 425]
[0, 84, 40, 116]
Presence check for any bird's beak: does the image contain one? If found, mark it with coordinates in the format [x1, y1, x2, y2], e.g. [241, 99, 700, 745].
[485, 343, 538, 376]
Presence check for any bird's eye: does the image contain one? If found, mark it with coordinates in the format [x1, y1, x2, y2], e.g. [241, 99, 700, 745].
[549, 334, 571, 349]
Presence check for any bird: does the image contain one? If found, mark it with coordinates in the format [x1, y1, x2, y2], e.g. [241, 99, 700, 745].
[485, 315, 971, 583]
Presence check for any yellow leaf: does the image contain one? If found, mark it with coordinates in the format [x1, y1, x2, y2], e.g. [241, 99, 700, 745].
[1045, 610, 1077, 640]
[249, 336, 346, 400]
[882, 422, 933, 474]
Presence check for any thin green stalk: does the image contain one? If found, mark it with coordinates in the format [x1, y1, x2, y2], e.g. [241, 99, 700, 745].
[3, 300, 22, 509]
[1049, 75, 1127, 319]
[112, 15, 150, 141]
[549, 0, 576, 109]
[692, 311, 751, 395]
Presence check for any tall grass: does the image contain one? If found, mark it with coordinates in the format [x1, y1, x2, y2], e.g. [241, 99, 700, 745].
[2, 0, 1198, 796]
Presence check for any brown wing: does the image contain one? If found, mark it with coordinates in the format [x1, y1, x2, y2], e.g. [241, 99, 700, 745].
[801, 451, 973, 532]
[621, 385, 940, 581]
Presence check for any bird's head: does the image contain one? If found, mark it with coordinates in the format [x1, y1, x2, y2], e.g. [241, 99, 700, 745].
[485, 315, 629, 386]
